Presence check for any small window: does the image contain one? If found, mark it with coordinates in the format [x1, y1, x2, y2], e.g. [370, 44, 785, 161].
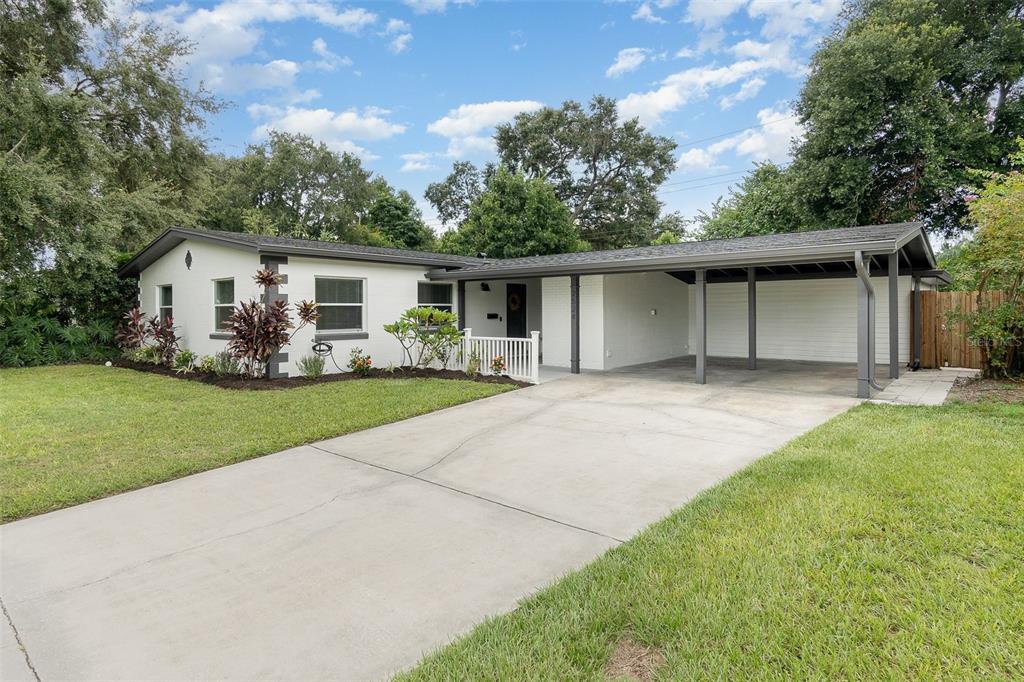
[418, 282, 453, 313]
[315, 277, 364, 331]
[213, 279, 234, 329]
[158, 285, 173, 323]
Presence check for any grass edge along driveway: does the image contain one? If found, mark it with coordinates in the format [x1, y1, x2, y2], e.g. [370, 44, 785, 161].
[398, 401, 1024, 680]
[0, 364, 513, 522]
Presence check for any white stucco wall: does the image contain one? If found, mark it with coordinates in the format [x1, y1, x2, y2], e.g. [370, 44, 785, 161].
[282, 256, 446, 375]
[463, 278, 542, 338]
[137, 239, 261, 358]
[602, 272, 689, 370]
[137, 241, 448, 376]
[686, 274, 918, 364]
[541, 275, 605, 369]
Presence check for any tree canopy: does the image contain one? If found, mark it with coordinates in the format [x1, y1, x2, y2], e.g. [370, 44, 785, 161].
[1, 1, 217, 326]
[438, 168, 582, 259]
[202, 132, 392, 244]
[698, 0, 1024, 240]
[427, 96, 677, 249]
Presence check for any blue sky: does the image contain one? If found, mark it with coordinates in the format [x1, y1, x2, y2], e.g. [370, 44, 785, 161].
[129, 0, 843, 231]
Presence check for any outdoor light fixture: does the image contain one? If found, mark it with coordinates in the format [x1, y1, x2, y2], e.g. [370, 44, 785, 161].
[481, 282, 490, 292]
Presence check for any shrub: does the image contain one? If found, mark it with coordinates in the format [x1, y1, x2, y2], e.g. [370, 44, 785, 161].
[148, 316, 181, 366]
[466, 349, 481, 376]
[115, 308, 150, 350]
[490, 355, 507, 375]
[137, 346, 162, 364]
[212, 350, 242, 377]
[225, 269, 319, 378]
[347, 347, 372, 376]
[196, 355, 216, 374]
[297, 354, 326, 379]
[173, 349, 198, 374]
[0, 315, 115, 367]
[383, 307, 463, 369]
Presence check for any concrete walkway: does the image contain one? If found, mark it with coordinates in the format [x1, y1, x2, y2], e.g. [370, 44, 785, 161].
[1, 364, 859, 681]
[871, 368, 979, 405]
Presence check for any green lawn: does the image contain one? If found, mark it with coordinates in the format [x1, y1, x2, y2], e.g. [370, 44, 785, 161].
[399, 401, 1024, 680]
[0, 365, 512, 522]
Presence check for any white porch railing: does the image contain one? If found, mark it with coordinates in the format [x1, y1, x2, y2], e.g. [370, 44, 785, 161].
[462, 328, 540, 384]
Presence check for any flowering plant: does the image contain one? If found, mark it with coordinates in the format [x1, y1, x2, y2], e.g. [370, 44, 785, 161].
[490, 355, 506, 375]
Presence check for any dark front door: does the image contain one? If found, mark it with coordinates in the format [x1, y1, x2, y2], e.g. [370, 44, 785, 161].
[506, 283, 527, 338]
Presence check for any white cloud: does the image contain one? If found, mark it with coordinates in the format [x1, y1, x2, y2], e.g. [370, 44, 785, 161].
[311, 38, 353, 71]
[202, 59, 300, 93]
[426, 101, 543, 138]
[685, 0, 747, 26]
[248, 104, 407, 160]
[719, 76, 765, 109]
[681, 105, 804, 168]
[385, 18, 412, 33]
[606, 48, 651, 78]
[427, 100, 543, 157]
[130, 0, 377, 95]
[403, 0, 473, 14]
[748, 0, 842, 38]
[399, 152, 437, 172]
[632, 2, 667, 24]
[618, 58, 782, 126]
[677, 147, 717, 169]
[389, 33, 413, 53]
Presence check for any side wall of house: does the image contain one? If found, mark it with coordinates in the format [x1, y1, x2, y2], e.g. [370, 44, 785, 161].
[137, 239, 260, 358]
[541, 275, 604, 369]
[602, 272, 689, 370]
[686, 274, 919, 364]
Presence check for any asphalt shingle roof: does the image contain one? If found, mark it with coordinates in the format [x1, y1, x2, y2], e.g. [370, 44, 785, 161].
[183, 228, 484, 265]
[443, 223, 923, 276]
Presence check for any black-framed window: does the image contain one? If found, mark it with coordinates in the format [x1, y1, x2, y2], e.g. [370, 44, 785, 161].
[213, 279, 234, 329]
[158, 285, 173, 323]
[315, 277, 364, 331]
[418, 282, 453, 312]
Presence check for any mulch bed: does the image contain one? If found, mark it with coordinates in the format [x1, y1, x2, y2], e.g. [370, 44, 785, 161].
[105, 359, 529, 391]
[947, 376, 1024, 404]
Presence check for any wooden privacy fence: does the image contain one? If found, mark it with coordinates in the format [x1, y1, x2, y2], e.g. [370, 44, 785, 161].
[461, 329, 540, 384]
[914, 290, 1006, 369]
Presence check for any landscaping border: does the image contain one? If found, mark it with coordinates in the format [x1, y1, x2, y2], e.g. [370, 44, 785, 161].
[104, 359, 529, 390]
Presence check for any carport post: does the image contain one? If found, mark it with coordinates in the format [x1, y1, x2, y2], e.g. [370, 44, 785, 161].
[913, 275, 922, 369]
[457, 280, 466, 331]
[695, 268, 707, 384]
[747, 267, 757, 370]
[888, 253, 899, 379]
[855, 251, 875, 399]
[570, 274, 580, 374]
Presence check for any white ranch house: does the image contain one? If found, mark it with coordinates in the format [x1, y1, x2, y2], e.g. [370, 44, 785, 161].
[120, 223, 949, 397]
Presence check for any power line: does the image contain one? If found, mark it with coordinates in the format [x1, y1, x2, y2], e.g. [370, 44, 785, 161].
[675, 113, 799, 151]
[659, 169, 748, 188]
[658, 178, 744, 195]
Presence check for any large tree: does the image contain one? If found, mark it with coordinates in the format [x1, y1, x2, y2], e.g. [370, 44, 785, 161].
[201, 132, 391, 243]
[368, 190, 436, 251]
[427, 96, 676, 249]
[698, 0, 1024, 240]
[695, 163, 811, 240]
[439, 168, 581, 259]
[1, 0, 217, 325]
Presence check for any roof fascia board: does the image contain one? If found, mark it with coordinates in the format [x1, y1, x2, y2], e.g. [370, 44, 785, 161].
[428, 240, 902, 281]
[259, 245, 472, 268]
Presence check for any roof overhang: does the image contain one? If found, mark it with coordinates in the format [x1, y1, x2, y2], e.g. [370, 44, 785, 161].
[118, 228, 477, 277]
[426, 223, 939, 281]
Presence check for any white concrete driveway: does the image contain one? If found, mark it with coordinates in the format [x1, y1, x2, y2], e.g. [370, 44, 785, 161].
[1, 364, 858, 681]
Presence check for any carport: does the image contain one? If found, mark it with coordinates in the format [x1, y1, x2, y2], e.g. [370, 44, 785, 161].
[429, 223, 950, 398]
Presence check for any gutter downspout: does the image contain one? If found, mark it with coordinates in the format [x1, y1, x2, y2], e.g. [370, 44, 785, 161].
[855, 251, 884, 396]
